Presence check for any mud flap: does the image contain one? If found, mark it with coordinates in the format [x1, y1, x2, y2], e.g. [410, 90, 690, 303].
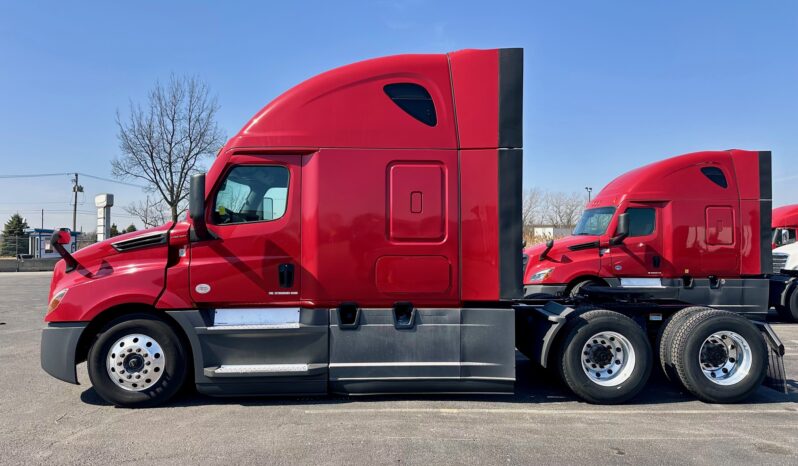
[754, 321, 787, 394]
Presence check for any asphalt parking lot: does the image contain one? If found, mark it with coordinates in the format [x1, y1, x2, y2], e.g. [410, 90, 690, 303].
[0, 272, 796, 465]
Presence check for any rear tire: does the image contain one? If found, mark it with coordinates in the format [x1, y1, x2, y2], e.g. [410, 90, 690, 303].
[87, 313, 188, 408]
[556, 309, 652, 404]
[656, 306, 708, 384]
[671, 309, 767, 403]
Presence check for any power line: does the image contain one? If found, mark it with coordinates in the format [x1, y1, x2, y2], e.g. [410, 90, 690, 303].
[0, 171, 147, 189]
[77, 173, 146, 188]
[0, 173, 72, 179]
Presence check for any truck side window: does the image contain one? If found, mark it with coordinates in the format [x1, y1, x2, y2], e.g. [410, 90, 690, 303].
[384, 83, 437, 126]
[700, 167, 728, 188]
[625, 207, 655, 237]
[212, 166, 289, 224]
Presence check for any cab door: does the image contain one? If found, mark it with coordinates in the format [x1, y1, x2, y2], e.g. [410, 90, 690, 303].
[189, 155, 301, 305]
[609, 204, 665, 280]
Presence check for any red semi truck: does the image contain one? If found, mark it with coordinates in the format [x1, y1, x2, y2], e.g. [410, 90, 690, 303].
[772, 204, 798, 249]
[523, 150, 772, 308]
[41, 48, 785, 408]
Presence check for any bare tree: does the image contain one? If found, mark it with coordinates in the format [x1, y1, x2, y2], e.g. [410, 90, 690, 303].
[113, 75, 225, 222]
[124, 196, 170, 228]
[522, 187, 544, 237]
[543, 191, 586, 228]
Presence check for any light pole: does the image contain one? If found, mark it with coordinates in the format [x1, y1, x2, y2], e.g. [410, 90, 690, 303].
[585, 186, 593, 203]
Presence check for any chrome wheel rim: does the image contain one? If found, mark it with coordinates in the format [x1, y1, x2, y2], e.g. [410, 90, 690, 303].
[106, 333, 165, 391]
[699, 331, 751, 386]
[580, 331, 636, 387]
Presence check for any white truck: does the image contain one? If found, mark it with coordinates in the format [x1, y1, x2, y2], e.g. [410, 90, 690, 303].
[771, 242, 798, 322]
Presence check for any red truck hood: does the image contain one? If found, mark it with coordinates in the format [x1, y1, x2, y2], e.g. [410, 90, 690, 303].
[49, 223, 174, 301]
[525, 235, 599, 259]
[523, 234, 600, 280]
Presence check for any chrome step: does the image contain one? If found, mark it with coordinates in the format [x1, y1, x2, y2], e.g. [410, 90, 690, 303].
[206, 323, 300, 331]
[203, 363, 323, 378]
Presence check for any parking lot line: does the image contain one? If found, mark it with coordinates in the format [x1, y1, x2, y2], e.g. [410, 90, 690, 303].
[304, 408, 796, 415]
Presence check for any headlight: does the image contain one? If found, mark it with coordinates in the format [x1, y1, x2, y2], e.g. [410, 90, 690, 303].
[47, 288, 68, 315]
[529, 268, 553, 283]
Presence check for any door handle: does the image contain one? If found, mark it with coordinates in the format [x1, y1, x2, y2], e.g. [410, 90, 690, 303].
[278, 263, 295, 288]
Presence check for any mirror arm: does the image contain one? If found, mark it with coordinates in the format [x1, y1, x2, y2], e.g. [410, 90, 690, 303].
[50, 229, 79, 272]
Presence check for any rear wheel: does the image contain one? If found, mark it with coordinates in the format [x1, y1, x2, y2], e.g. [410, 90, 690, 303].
[556, 309, 652, 404]
[656, 306, 707, 384]
[87, 314, 188, 408]
[671, 309, 767, 403]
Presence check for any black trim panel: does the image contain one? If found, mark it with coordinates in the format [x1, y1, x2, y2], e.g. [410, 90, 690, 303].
[759, 150, 773, 275]
[498, 149, 523, 299]
[498, 48, 523, 149]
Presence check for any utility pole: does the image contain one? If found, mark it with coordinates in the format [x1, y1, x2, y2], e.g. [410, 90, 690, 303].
[41, 209, 44, 231]
[585, 186, 593, 203]
[71, 173, 83, 232]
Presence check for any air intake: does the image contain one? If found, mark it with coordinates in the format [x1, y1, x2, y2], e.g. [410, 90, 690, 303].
[111, 231, 167, 252]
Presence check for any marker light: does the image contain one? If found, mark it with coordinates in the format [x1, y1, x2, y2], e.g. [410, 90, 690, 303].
[529, 268, 553, 283]
[47, 288, 68, 315]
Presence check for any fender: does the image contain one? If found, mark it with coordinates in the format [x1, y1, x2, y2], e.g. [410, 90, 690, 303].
[515, 302, 587, 368]
[45, 262, 165, 322]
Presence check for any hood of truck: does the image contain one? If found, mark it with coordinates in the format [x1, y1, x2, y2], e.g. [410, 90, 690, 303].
[46, 223, 175, 322]
[523, 234, 601, 283]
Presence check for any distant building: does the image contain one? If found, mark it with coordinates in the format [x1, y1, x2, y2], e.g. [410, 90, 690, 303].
[25, 229, 79, 259]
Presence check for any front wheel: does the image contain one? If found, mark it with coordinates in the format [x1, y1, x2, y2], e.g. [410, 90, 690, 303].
[774, 287, 798, 323]
[556, 309, 652, 404]
[671, 309, 768, 403]
[87, 314, 188, 408]
[568, 279, 605, 298]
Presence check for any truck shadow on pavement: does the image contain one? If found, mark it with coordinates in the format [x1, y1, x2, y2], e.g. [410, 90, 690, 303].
[79, 355, 798, 408]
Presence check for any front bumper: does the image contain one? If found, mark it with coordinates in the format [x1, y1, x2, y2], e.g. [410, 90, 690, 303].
[524, 284, 567, 298]
[41, 322, 87, 384]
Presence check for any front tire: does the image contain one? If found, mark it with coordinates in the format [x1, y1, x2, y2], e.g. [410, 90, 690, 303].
[774, 287, 798, 323]
[556, 309, 652, 404]
[671, 309, 767, 403]
[568, 279, 603, 298]
[87, 314, 188, 408]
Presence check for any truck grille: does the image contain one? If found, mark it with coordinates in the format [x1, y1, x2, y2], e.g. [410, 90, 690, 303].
[773, 252, 788, 273]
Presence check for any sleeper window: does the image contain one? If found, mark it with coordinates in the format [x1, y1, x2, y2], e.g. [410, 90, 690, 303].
[213, 166, 289, 224]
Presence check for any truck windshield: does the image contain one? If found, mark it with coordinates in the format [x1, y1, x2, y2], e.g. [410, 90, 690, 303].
[573, 207, 616, 236]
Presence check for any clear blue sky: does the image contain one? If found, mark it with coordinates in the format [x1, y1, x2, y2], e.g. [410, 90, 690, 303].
[1, 0, 796, 230]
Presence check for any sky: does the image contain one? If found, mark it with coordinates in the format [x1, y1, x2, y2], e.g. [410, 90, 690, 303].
[1, 0, 796, 231]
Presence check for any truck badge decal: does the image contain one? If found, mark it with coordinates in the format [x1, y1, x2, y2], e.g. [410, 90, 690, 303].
[195, 284, 211, 294]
